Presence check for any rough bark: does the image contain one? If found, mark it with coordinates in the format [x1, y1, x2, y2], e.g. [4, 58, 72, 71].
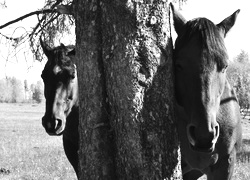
[75, 0, 115, 179]
[75, 0, 182, 179]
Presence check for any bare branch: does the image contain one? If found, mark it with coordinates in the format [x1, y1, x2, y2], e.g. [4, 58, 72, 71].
[0, 2, 73, 30]
[0, 32, 19, 41]
[0, 0, 75, 63]
[32, 13, 60, 37]
[0, 9, 55, 30]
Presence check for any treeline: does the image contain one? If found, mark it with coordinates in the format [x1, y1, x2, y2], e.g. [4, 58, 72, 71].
[227, 50, 250, 111]
[0, 50, 248, 105]
[0, 77, 44, 103]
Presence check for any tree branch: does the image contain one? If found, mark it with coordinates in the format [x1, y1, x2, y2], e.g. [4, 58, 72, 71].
[0, 9, 55, 30]
[34, 13, 60, 36]
[0, 0, 75, 62]
[0, 32, 19, 41]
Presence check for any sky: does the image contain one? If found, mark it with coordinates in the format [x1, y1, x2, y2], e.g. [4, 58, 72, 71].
[0, 0, 249, 83]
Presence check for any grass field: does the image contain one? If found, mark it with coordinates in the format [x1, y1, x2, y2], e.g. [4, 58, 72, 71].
[0, 103, 249, 180]
[0, 103, 77, 180]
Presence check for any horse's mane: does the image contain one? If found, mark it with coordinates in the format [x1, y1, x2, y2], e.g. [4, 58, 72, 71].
[175, 18, 228, 72]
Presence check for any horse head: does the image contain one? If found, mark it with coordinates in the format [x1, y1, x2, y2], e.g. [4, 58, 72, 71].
[171, 4, 240, 153]
[40, 38, 78, 135]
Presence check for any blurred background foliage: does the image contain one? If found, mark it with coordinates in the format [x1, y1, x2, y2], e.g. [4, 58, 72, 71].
[227, 50, 250, 115]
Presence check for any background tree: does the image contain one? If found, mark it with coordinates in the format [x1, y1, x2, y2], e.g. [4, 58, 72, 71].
[24, 79, 29, 101]
[31, 80, 43, 103]
[0, 78, 12, 102]
[227, 50, 250, 113]
[0, 77, 24, 103]
[10, 77, 24, 103]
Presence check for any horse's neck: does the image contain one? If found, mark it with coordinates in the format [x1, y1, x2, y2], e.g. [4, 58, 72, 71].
[65, 74, 79, 131]
[68, 104, 79, 122]
[64, 69, 79, 134]
[64, 104, 79, 141]
[66, 70, 79, 126]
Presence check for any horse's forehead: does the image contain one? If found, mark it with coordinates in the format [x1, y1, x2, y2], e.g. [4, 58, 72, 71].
[176, 44, 200, 61]
[176, 32, 201, 55]
[43, 50, 68, 72]
[176, 39, 226, 73]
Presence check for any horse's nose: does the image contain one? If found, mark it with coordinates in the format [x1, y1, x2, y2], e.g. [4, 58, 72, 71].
[42, 116, 64, 135]
[187, 123, 220, 152]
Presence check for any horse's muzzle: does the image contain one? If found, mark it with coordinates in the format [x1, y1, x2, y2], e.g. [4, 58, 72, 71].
[190, 140, 215, 153]
[42, 117, 65, 136]
[187, 124, 219, 153]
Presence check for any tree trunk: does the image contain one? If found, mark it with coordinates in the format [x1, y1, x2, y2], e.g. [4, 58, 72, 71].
[75, 0, 182, 179]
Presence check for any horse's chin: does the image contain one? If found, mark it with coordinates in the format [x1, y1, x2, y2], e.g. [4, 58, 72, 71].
[47, 131, 64, 136]
[189, 143, 215, 154]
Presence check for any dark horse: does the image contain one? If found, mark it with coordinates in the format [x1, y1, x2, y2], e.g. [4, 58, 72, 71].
[40, 39, 79, 177]
[171, 4, 242, 180]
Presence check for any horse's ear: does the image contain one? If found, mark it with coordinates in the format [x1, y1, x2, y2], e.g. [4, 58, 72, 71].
[40, 37, 52, 57]
[217, 9, 240, 38]
[170, 3, 187, 35]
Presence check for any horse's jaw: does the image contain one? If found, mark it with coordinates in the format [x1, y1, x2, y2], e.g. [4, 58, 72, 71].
[188, 134, 218, 154]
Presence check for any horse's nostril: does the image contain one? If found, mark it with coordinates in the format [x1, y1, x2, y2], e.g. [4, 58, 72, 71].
[187, 125, 197, 146]
[215, 125, 219, 136]
[187, 123, 220, 152]
[212, 124, 220, 143]
[55, 119, 62, 130]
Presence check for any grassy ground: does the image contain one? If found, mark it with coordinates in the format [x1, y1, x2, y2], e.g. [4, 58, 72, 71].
[0, 103, 77, 180]
[0, 103, 249, 180]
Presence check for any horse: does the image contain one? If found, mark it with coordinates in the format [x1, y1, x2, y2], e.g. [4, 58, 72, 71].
[40, 39, 79, 177]
[170, 3, 242, 180]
